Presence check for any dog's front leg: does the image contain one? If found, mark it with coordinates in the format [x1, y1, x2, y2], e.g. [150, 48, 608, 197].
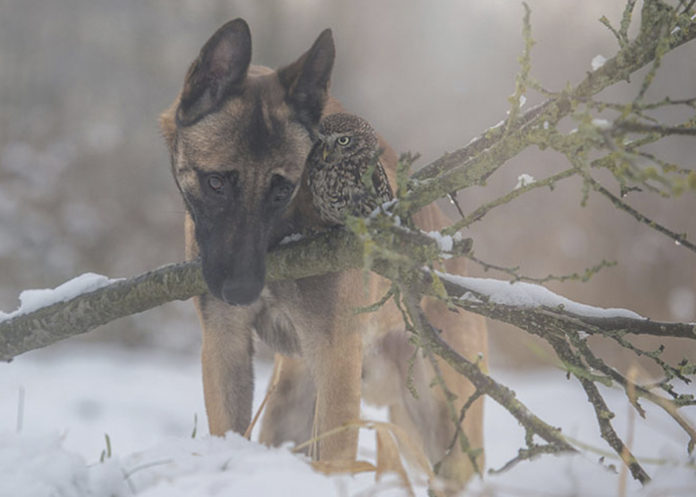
[196, 294, 255, 436]
[309, 326, 363, 461]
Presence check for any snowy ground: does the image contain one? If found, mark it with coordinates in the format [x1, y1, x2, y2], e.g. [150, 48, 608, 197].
[0, 343, 694, 497]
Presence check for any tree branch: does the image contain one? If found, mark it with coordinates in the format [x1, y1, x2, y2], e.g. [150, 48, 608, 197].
[403, 4, 696, 213]
[2, 222, 694, 363]
[0, 260, 205, 362]
[399, 289, 575, 459]
[0, 230, 361, 361]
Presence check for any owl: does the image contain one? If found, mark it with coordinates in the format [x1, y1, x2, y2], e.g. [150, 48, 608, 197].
[305, 113, 394, 226]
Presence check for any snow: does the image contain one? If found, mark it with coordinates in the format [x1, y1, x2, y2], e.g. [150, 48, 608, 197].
[514, 173, 536, 190]
[368, 198, 399, 219]
[0, 432, 123, 497]
[424, 230, 453, 252]
[591, 54, 607, 71]
[592, 118, 612, 130]
[380, 198, 399, 211]
[0, 345, 694, 496]
[280, 233, 304, 245]
[436, 271, 645, 320]
[466, 135, 480, 146]
[488, 119, 506, 132]
[0, 273, 120, 322]
[122, 435, 348, 497]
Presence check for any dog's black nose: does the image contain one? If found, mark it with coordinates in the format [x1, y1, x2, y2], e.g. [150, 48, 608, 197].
[220, 277, 263, 306]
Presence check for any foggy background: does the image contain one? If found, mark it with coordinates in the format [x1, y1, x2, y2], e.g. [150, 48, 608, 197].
[1, 0, 694, 369]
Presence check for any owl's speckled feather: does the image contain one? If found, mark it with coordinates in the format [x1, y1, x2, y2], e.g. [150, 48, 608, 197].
[305, 113, 393, 225]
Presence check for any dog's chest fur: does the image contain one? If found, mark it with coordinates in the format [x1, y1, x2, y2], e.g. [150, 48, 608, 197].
[251, 273, 342, 357]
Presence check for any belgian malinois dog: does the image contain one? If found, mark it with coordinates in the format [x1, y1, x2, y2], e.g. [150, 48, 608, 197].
[160, 18, 487, 489]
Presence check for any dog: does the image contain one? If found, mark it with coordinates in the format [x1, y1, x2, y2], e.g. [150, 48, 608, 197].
[160, 18, 487, 489]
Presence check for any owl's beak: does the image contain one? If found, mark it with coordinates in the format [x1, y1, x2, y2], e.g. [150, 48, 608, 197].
[322, 145, 329, 161]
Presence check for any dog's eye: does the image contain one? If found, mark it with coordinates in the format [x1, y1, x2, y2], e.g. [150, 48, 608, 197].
[207, 174, 224, 192]
[337, 136, 351, 146]
[270, 175, 295, 206]
[205, 171, 238, 195]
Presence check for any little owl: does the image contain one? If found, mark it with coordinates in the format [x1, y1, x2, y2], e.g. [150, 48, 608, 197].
[305, 113, 393, 226]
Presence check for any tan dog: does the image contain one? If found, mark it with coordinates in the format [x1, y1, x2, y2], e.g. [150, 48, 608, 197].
[160, 18, 487, 488]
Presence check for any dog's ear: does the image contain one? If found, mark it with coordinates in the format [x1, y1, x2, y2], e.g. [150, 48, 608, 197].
[278, 29, 335, 127]
[177, 18, 252, 126]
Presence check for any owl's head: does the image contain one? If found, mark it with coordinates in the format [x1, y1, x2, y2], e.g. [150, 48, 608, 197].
[315, 113, 378, 162]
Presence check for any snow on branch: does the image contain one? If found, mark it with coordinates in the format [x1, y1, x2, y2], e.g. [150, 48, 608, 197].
[0, 261, 205, 362]
[1, 223, 691, 363]
[437, 272, 696, 339]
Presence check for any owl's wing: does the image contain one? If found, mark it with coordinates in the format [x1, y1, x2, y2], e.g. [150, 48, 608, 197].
[372, 158, 394, 203]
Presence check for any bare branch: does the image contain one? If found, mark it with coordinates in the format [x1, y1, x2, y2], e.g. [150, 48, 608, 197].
[615, 120, 696, 136]
[403, 10, 696, 213]
[549, 334, 651, 483]
[442, 168, 576, 235]
[583, 173, 696, 253]
[399, 289, 575, 459]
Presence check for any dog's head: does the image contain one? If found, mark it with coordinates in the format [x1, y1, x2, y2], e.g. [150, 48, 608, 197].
[161, 19, 334, 305]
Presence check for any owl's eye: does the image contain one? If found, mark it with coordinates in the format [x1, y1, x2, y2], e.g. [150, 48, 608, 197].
[337, 136, 351, 146]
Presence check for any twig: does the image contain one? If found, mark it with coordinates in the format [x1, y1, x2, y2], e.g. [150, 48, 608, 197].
[504, 2, 534, 136]
[620, 0, 639, 46]
[244, 354, 284, 439]
[353, 285, 396, 315]
[423, 346, 481, 477]
[548, 335, 651, 483]
[405, 295, 482, 476]
[681, 1, 696, 15]
[404, 12, 696, 212]
[398, 284, 575, 458]
[442, 168, 576, 235]
[570, 329, 696, 447]
[489, 443, 564, 475]
[636, 4, 672, 102]
[583, 173, 696, 253]
[465, 252, 616, 285]
[618, 365, 639, 497]
[443, 390, 483, 462]
[615, 120, 696, 136]
[447, 192, 467, 220]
